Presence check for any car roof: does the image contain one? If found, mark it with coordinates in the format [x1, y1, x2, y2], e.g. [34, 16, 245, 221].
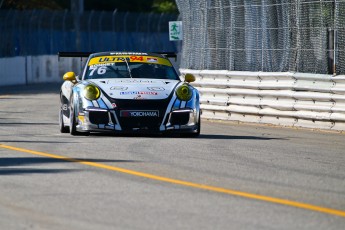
[89, 52, 166, 59]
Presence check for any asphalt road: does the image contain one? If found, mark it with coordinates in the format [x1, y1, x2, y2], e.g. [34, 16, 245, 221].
[0, 84, 344, 230]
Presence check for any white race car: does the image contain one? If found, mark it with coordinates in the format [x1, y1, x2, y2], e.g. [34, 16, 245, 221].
[58, 51, 200, 136]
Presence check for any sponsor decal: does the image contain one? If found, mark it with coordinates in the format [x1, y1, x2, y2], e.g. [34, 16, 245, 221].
[111, 103, 117, 108]
[88, 56, 172, 67]
[133, 95, 144, 100]
[110, 52, 148, 56]
[110, 86, 128, 90]
[130, 56, 144, 62]
[120, 91, 158, 95]
[147, 58, 158, 63]
[147, 87, 165, 91]
[90, 63, 115, 67]
[113, 79, 160, 84]
[121, 110, 159, 117]
[98, 57, 129, 63]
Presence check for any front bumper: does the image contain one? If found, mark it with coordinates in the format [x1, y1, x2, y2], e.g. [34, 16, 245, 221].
[75, 106, 199, 133]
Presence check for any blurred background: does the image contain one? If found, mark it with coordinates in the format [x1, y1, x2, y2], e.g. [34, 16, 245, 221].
[2, 0, 345, 75]
[0, 0, 179, 57]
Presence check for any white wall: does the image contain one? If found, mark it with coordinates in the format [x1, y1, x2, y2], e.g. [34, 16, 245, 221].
[0, 56, 26, 86]
[0, 55, 86, 87]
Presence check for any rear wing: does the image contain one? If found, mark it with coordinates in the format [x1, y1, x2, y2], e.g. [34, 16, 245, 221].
[58, 52, 92, 61]
[156, 52, 177, 60]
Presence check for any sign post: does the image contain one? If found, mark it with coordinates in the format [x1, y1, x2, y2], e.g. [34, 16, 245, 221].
[169, 21, 183, 41]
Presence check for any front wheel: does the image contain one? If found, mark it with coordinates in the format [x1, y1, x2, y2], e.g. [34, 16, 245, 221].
[69, 106, 79, 135]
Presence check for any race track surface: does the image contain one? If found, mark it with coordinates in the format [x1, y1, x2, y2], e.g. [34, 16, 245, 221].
[0, 84, 344, 230]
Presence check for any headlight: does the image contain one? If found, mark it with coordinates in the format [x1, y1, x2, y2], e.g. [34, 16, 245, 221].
[83, 84, 101, 100]
[176, 84, 192, 101]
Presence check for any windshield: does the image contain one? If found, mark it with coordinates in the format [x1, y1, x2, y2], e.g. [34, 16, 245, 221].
[84, 55, 179, 80]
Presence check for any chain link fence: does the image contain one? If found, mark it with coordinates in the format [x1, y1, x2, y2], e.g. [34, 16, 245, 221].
[0, 10, 178, 57]
[176, 0, 345, 75]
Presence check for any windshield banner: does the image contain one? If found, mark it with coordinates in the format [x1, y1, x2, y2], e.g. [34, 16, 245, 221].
[88, 56, 172, 66]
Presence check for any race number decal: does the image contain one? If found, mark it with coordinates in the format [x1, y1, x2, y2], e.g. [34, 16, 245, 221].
[89, 66, 107, 76]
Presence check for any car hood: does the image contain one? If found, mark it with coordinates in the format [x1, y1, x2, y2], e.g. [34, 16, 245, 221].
[88, 78, 180, 100]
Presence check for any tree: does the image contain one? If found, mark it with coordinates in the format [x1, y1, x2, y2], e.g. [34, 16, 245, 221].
[153, 0, 178, 13]
[1, 0, 68, 10]
[1, 0, 178, 13]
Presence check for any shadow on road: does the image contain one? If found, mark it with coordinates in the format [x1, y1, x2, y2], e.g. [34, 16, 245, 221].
[0, 157, 141, 176]
[197, 134, 284, 140]
[76, 132, 284, 140]
[0, 122, 57, 126]
[0, 140, 79, 144]
[0, 83, 60, 95]
[0, 157, 140, 167]
[0, 168, 78, 176]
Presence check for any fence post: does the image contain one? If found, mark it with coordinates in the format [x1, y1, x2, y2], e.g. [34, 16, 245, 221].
[98, 11, 105, 51]
[123, 12, 129, 50]
[71, 0, 84, 51]
[112, 9, 118, 50]
[62, 10, 68, 51]
[12, 10, 18, 56]
[88, 11, 94, 51]
[134, 13, 142, 50]
[50, 11, 57, 54]
[328, 28, 335, 75]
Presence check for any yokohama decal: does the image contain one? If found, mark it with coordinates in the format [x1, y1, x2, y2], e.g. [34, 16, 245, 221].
[120, 111, 159, 117]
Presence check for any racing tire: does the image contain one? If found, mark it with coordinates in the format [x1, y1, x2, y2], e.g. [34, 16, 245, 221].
[69, 97, 82, 136]
[69, 106, 78, 136]
[59, 109, 69, 133]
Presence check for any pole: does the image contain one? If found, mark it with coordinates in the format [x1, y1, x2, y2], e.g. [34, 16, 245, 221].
[71, 0, 84, 51]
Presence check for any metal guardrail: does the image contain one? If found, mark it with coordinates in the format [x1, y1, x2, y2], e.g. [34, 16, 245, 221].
[180, 69, 345, 131]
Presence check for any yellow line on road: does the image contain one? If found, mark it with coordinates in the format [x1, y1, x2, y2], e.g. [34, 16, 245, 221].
[1, 143, 345, 218]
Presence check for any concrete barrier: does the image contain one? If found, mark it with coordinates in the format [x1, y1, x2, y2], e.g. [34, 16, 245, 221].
[0, 55, 86, 87]
[0, 56, 26, 86]
[180, 69, 345, 131]
[0, 54, 180, 87]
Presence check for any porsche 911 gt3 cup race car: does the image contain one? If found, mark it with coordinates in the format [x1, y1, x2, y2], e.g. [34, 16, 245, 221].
[58, 51, 200, 136]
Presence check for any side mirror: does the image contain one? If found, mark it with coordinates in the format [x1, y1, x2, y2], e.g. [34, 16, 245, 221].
[63, 72, 76, 82]
[184, 73, 196, 83]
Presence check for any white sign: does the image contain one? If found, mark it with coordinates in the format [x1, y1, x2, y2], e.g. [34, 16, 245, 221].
[169, 21, 183, 41]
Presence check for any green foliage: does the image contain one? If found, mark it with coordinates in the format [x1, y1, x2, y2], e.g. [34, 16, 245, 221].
[153, 0, 178, 13]
[1, 0, 179, 13]
[2, 0, 66, 10]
